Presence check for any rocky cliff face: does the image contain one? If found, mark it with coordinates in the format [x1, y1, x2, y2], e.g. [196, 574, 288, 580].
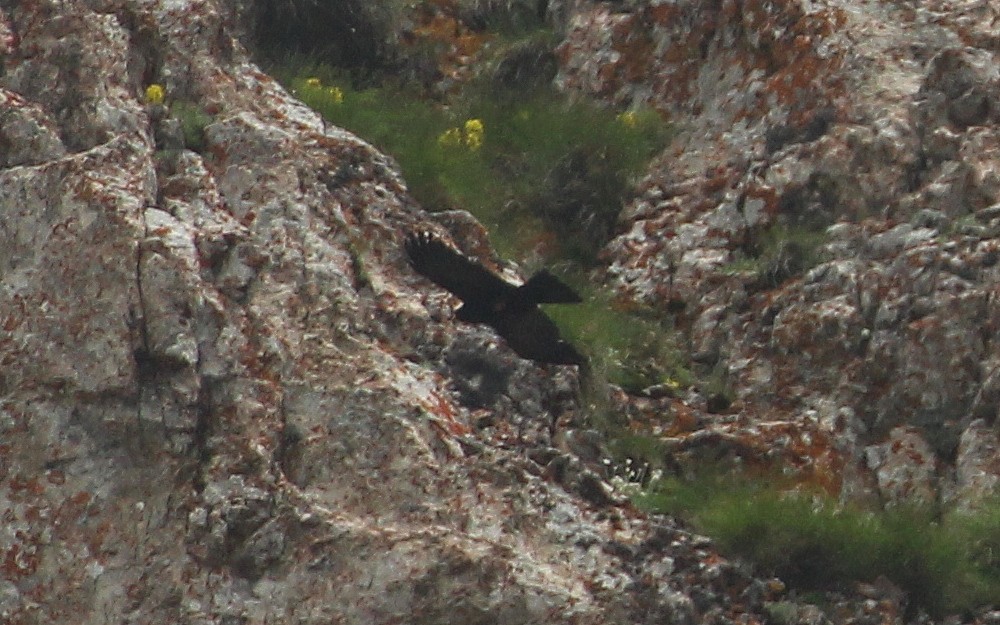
[559, 0, 1000, 510]
[3, 0, 999, 623]
[0, 1, 771, 624]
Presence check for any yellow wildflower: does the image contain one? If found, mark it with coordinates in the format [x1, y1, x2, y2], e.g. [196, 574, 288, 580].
[463, 118, 484, 150]
[465, 133, 483, 151]
[464, 118, 484, 135]
[305, 77, 322, 88]
[327, 86, 344, 104]
[617, 110, 638, 129]
[145, 83, 165, 105]
[438, 127, 463, 149]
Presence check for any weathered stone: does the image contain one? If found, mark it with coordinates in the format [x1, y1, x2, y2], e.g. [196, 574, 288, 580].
[919, 48, 998, 129]
[0, 89, 67, 167]
[559, 0, 1000, 521]
[0, 2, 777, 624]
[865, 427, 939, 506]
[6, 0, 1000, 622]
[953, 419, 1000, 510]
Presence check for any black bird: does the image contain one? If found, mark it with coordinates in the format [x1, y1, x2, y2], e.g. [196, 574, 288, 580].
[405, 231, 587, 367]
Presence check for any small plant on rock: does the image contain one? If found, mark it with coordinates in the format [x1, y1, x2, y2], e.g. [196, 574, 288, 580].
[727, 223, 829, 290]
[170, 101, 213, 153]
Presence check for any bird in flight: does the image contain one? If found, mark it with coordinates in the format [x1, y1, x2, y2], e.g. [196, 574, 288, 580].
[405, 231, 588, 368]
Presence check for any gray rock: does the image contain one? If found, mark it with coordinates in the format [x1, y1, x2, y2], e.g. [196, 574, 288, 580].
[0, 2, 771, 624]
[953, 419, 1000, 510]
[562, 0, 1000, 523]
[865, 427, 939, 506]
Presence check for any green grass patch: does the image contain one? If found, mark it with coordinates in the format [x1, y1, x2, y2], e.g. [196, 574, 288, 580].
[287, 70, 458, 206]
[463, 92, 666, 263]
[542, 278, 692, 393]
[725, 223, 829, 288]
[280, 63, 681, 396]
[281, 65, 668, 264]
[170, 101, 213, 153]
[637, 476, 1000, 617]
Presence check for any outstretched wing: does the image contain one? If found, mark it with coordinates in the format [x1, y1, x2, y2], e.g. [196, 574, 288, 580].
[405, 231, 515, 306]
[492, 308, 588, 367]
[518, 269, 582, 305]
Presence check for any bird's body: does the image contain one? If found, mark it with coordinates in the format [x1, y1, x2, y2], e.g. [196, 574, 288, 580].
[405, 231, 587, 367]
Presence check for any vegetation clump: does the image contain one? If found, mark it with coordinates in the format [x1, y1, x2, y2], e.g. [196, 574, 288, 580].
[287, 70, 667, 262]
[170, 101, 213, 153]
[543, 286, 691, 393]
[142, 82, 214, 154]
[636, 473, 1000, 618]
[726, 223, 829, 290]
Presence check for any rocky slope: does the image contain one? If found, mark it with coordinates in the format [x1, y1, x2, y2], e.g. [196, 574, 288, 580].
[2, 0, 1000, 624]
[559, 0, 1000, 511]
[0, 1, 771, 624]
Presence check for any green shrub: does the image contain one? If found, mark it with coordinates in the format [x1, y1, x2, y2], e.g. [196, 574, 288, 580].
[281, 65, 668, 263]
[486, 33, 559, 95]
[170, 101, 212, 153]
[637, 477, 1000, 617]
[727, 223, 829, 289]
[542, 280, 692, 394]
[452, 90, 667, 263]
[944, 501, 1000, 611]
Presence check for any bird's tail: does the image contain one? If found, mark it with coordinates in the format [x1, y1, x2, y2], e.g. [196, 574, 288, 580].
[518, 269, 582, 305]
